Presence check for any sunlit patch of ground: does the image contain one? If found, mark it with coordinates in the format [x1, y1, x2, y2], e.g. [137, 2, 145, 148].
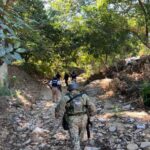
[54, 132, 68, 140]
[127, 72, 144, 81]
[96, 113, 114, 119]
[120, 111, 150, 121]
[16, 90, 32, 109]
[43, 101, 55, 109]
[97, 90, 115, 100]
[97, 110, 150, 121]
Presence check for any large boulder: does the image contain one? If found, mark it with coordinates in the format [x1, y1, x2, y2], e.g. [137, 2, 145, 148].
[84, 78, 114, 96]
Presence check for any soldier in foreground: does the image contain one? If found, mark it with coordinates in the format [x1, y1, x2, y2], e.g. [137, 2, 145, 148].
[55, 83, 96, 150]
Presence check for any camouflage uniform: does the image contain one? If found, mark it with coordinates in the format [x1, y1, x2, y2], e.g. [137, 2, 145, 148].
[55, 92, 96, 150]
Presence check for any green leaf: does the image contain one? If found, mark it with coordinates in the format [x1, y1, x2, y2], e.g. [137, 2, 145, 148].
[6, 44, 13, 53]
[11, 52, 22, 60]
[16, 48, 26, 53]
[0, 29, 5, 39]
[1, 23, 15, 35]
[7, 35, 18, 40]
[0, 7, 4, 13]
[0, 47, 6, 57]
[3, 54, 12, 64]
[14, 41, 21, 49]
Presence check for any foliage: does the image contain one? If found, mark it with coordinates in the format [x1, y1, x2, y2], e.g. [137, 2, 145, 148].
[0, 0, 28, 64]
[141, 81, 150, 107]
[108, 0, 150, 48]
[1, 0, 149, 77]
[0, 85, 11, 96]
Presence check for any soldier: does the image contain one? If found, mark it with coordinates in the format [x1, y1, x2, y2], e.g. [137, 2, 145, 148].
[55, 83, 96, 150]
[71, 71, 77, 82]
[64, 72, 69, 86]
[48, 76, 61, 102]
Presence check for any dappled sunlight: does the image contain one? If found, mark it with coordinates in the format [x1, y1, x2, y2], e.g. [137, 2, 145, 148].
[127, 72, 144, 81]
[77, 76, 86, 83]
[120, 111, 150, 121]
[54, 132, 67, 140]
[16, 91, 32, 108]
[98, 78, 112, 90]
[96, 110, 150, 121]
[96, 113, 114, 119]
[44, 101, 55, 109]
[97, 90, 115, 100]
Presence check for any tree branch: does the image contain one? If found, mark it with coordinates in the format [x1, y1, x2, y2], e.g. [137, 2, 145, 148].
[138, 0, 149, 44]
[131, 31, 150, 49]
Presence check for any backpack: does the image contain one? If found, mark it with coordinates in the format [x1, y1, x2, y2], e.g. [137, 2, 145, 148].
[65, 93, 86, 115]
[71, 73, 76, 79]
[52, 79, 58, 87]
[62, 93, 85, 130]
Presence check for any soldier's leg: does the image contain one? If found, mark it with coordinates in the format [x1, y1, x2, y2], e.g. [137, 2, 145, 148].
[79, 115, 88, 142]
[53, 88, 57, 102]
[56, 88, 61, 101]
[69, 125, 81, 150]
[52, 88, 55, 102]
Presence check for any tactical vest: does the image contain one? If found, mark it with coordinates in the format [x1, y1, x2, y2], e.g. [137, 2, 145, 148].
[65, 93, 87, 115]
[52, 79, 58, 87]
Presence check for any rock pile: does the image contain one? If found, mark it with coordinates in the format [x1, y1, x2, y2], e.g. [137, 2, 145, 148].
[85, 55, 150, 105]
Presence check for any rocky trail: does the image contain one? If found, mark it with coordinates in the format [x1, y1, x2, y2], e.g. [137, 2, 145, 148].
[0, 63, 150, 150]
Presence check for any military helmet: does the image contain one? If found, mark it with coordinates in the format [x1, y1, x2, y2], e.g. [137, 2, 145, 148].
[68, 82, 79, 91]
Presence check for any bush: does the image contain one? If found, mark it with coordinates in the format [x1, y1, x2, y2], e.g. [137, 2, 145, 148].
[0, 86, 11, 96]
[141, 82, 150, 107]
[21, 63, 38, 75]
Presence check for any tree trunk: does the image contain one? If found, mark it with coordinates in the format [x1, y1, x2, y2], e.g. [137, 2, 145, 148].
[138, 0, 149, 46]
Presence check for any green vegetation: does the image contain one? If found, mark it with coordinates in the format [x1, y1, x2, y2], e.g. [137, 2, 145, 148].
[0, 85, 10, 96]
[141, 81, 150, 107]
[0, 0, 150, 77]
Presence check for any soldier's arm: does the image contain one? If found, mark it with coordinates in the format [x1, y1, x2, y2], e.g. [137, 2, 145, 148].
[48, 80, 52, 88]
[83, 94, 96, 116]
[55, 96, 69, 118]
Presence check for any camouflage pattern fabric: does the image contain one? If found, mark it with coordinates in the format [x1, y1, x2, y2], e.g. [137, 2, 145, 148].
[55, 93, 96, 117]
[55, 92, 96, 150]
[68, 114, 88, 150]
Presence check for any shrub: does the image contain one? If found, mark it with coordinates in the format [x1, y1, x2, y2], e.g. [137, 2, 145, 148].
[0, 86, 11, 96]
[141, 82, 150, 107]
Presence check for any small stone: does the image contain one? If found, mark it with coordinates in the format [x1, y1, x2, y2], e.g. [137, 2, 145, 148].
[84, 146, 100, 150]
[97, 133, 103, 137]
[122, 104, 131, 110]
[32, 127, 49, 134]
[136, 124, 146, 129]
[98, 118, 107, 123]
[109, 126, 117, 132]
[127, 143, 138, 150]
[22, 139, 31, 146]
[140, 142, 150, 148]
[128, 118, 135, 123]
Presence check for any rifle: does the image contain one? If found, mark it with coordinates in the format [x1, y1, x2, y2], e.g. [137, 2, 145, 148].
[86, 117, 92, 139]
[86, 113, 93, 139]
